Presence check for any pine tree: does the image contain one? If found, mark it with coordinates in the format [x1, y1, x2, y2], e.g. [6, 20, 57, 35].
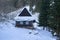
[38, 0, 50, 28]
[48, 0, 60, 39]
[28, 0, 60, 39]
[54, 0, 60, 39]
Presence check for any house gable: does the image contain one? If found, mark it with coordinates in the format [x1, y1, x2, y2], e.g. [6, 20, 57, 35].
[19, 8, 32, 16]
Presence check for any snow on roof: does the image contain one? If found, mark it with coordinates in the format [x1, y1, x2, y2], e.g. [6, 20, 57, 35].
[14, 16, 35, 21]
[14, 7, 35, 21]
[17, 8, 32, 17]
[19, 8, 32, 16]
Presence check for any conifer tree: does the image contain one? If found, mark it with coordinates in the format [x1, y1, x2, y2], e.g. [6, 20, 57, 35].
[38, 0, 50, 27]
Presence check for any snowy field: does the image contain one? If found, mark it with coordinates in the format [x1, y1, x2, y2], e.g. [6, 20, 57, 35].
[0, 6, 56, 40]
[0, 20, 56, 40]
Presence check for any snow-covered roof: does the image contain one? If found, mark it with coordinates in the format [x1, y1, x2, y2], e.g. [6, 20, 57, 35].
[19, 8, 32, 16]
[14, 16, 35, 21]
[16, 8, 32, 17]
[14, 8, 35, 21]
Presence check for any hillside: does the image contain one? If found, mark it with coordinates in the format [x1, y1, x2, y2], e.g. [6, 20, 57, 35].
[0, 8, 56, 40]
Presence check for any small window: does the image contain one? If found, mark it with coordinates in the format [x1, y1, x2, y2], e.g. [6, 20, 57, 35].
[20, 22, 23, 24]
[26, 22, 29, 25]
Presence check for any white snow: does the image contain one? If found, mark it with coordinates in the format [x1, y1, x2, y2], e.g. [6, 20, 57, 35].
[14, 6, 34, 21]
[0, 21, 56, 40]
[0, 6, 56, 40]
[50, 1, 55, 6]
[7, 5, 30, 20]
[32, 5, 36, 10]
[32, 12, 39, 22]
[14, 16, 35, 21]
[0, 15, 56, 40]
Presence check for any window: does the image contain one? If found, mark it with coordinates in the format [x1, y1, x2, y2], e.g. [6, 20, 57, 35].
[20, 22, 23, 24]
[26, 21, 29, 25]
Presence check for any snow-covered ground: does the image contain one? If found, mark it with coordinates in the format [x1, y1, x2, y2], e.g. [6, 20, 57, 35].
[0, 20, 56, 40]
[0, 6, 56, 40]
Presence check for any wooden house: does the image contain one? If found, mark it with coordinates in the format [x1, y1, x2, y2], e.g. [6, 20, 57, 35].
[15, 8, 35, 29]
